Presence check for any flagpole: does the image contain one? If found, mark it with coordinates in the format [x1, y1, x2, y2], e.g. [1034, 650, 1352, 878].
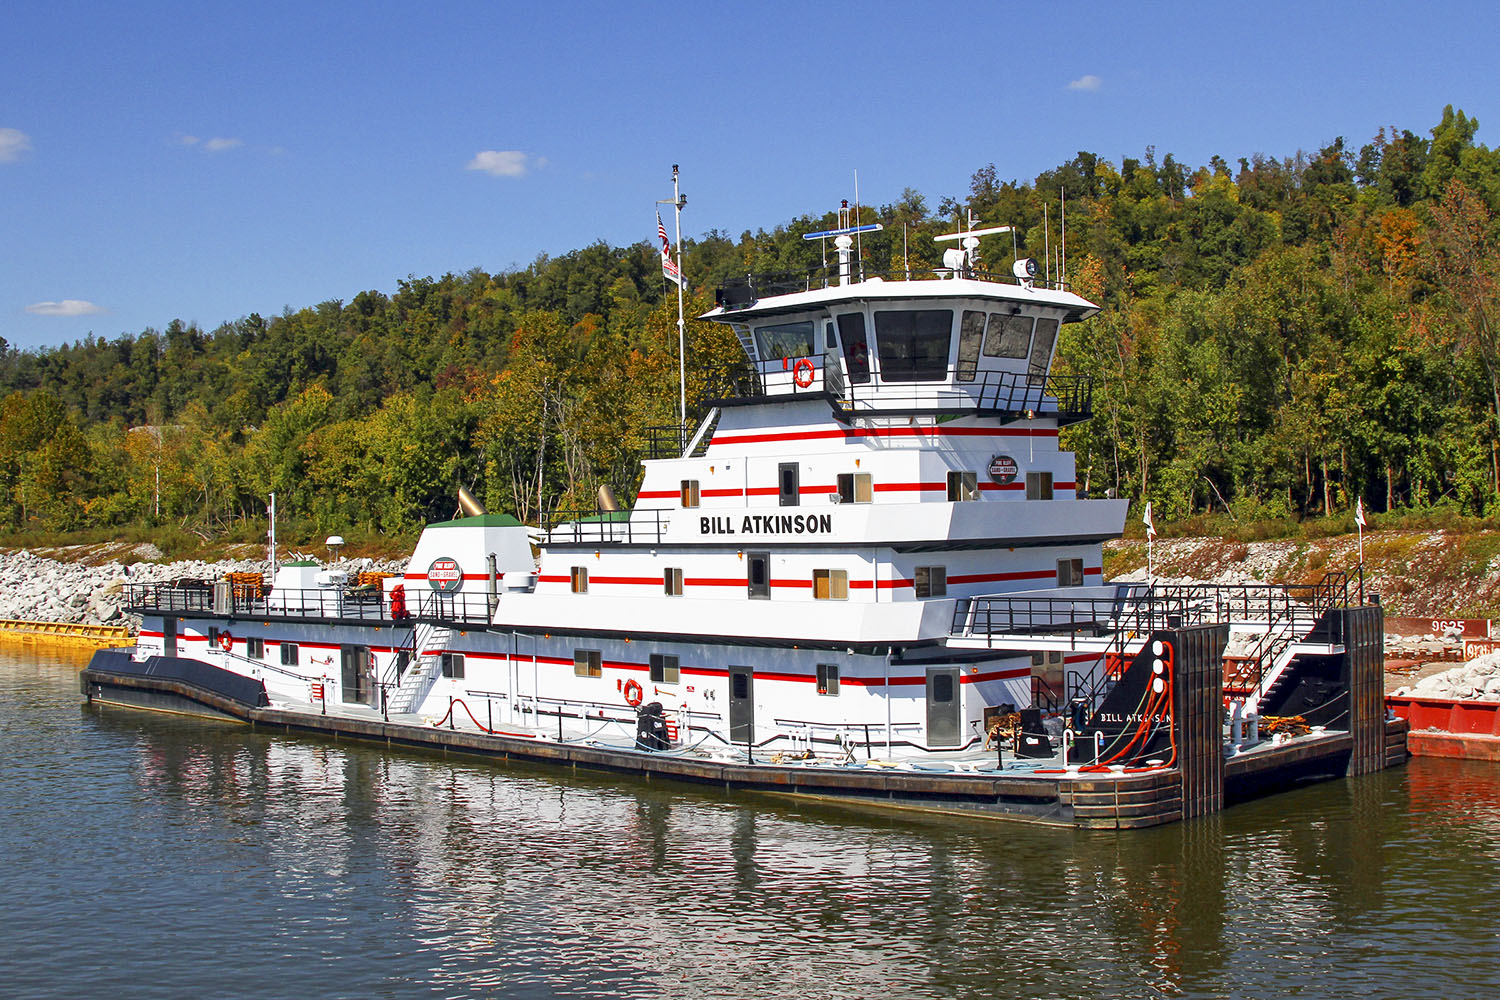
[1356, 498, 1366, 605]
[672, 165, 686, 436]
[657, 166, 688, 440]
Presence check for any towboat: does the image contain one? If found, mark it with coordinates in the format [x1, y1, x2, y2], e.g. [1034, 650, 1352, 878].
[85, 209, 1399, 826]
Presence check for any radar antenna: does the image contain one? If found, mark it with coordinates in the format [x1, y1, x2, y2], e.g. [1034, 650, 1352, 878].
[934, 213, 1015, 279]
[804, 199, 883, 287]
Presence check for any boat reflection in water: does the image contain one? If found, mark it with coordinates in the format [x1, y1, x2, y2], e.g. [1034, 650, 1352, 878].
[87, 696, 1500, 998]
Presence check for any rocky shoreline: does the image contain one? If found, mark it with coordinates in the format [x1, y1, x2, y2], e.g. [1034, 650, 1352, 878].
[0, 549, 406, 628]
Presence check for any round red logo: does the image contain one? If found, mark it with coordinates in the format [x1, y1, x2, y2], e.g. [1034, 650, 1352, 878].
[988, 454, 1019, 485]
[427, 557, 463, 593]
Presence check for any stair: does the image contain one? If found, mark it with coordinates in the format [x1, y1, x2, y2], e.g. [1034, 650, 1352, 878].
[388, 622, 453, 715]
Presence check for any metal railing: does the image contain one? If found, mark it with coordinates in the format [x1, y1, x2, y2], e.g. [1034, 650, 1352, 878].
[124, 582, 495, 626]
[700, 358, 1092, 423]
[714, 264, 1073, 308]
[537, 507, 671, 545]
[953, 573, 1350, 647]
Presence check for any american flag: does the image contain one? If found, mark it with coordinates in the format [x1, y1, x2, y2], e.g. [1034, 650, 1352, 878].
[657, 211, 685, 288]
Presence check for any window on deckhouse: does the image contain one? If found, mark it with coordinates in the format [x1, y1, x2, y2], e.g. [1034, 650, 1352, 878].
[664, 568, 683, 596]
[246, 637, 265, 659]
[680, 480, 700, 507]
[914, 566, 947, 598]
[441, 653, 465, 679]
[650, 654, 680, 684]
[570, 567, 588, 593]
[813, 569, 848, 600]
[280, 642, 299, 667]
[1026, 472, 1053, 500]
[837, 472, 872, 504]
[1057, 559, 1084, 587]
[816, 663, 840, 695]
[947, 471, 979, 502]
[574, 650, 602, 677]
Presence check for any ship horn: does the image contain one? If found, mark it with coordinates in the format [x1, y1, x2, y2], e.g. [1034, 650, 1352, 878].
[597, 484, 618, 512]
[457, 484, 487, 517]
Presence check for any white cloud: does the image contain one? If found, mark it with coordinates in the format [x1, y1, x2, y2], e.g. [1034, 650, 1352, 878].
[26, 299, 107, 317]
[0, 128, 34, 163]
[1067, 74, 1102, 92]
[176, 133, 200, 146]
[466, 150, 542, 177]
[203, 137, 244, 152]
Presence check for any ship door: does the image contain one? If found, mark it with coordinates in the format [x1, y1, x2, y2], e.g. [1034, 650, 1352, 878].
[341, 645, 373, 705]
[926, 667, 962, 747]
[729, 666, 754, 745]
[163, 617, 178, 657]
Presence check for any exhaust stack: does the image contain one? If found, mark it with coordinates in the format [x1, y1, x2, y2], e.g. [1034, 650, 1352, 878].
[457, 484, 487, 518]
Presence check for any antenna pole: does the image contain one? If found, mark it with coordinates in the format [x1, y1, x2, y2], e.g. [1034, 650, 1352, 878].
[853, 170, 864, 281]
[1060, 187, 1066, 288]
[1043, 203, 1051, 284]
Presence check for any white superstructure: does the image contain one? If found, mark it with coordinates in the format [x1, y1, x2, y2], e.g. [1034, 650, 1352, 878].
[129, 217, 1133, 761]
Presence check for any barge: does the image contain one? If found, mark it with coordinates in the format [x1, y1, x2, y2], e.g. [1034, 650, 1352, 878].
[85, 207, 1402, 827]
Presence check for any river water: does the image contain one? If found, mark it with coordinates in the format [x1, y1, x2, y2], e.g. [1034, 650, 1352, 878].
[6, 646, 1500, 999]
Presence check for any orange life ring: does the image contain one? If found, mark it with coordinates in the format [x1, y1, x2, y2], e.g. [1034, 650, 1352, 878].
[218, 632, 233, 652]
[792, 357, 816, 388]
[623, 679, 644, 707]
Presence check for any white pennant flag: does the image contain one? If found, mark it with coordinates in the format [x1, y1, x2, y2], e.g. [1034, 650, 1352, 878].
[1143, 500, 1157, 540]
[1355, 497, 1366, 529]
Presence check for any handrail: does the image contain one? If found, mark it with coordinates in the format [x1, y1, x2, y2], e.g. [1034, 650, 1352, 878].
[537, 507, 670, 545]
[714, 264, 1073, 307]
[123, 582, 494, 627]
[700, 358, 1092, 422]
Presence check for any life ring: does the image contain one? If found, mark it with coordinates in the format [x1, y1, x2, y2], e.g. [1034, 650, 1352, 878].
[218, 632, 233, 652]
[792, 357, 816, 388]
[623, 679, 644, 707]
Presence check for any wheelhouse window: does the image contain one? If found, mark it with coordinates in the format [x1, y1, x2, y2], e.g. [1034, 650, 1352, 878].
[680, 480, 700, 507]
[1028, 317, 1060, 384]
[650, 653, 680, 684]
[957, 311, 986, 382]
[816, 663, 840, 696]
[1057, 559, 1084, 587]
[837, 313, 870, 384]
[837, 472, 872, 504]
[208, 626, 222, 648]
[947, 471, 979, 502]
[754, 321, 815, 362]
[747, 551, 771, 599]
[570, 567, 588, 593]
[812, 569, 848, 601]
[246, 637, 265, 659]
[1026, 472, 1054, 500]
[280, 642, 299, 667]
[985, 313, 1034, 359]
[574, 649, 602, 678]
[664, 567, 683, 596]
[915, 566, 947, 598]
[441, 652, 465, 679]
[874, 309, 952, 382]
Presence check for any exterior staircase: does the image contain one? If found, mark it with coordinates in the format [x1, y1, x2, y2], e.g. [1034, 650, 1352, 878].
[387, 621, 453, 715]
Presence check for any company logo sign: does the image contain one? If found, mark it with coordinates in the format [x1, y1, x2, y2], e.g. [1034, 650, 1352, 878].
[988, 454, 1019, 485]
[427, 557, 463, 593]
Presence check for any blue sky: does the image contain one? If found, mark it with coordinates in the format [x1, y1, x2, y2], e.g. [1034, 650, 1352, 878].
[3, 0, 1497, 350]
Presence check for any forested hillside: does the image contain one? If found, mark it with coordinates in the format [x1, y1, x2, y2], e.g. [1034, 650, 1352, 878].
[3, 105, 1498, 545]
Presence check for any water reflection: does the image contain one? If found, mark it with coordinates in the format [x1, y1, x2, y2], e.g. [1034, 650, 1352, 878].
[8, 649, 1500, 998]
